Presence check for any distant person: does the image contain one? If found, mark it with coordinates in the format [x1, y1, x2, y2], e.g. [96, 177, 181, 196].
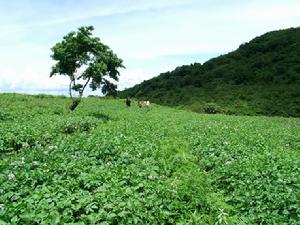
[126, 98, 131, 107]
[138, 101, 143, 108]
[145, 100, 150, 108]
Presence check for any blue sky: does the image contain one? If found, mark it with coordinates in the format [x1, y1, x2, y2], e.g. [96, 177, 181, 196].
[0, 0, 300, 95]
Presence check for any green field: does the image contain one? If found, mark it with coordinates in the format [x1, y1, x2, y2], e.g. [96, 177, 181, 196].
[0, 94, 299, 224]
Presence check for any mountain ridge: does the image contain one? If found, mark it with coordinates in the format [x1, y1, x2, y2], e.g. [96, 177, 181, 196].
[119, 27, 300, 117]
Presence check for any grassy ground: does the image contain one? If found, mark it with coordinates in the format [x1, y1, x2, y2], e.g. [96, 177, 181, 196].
[0, 93, 299, 224]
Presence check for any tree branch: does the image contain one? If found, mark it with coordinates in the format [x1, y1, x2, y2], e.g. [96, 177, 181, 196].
[79, 77, 91, 97]
[69, 79, 74, 100]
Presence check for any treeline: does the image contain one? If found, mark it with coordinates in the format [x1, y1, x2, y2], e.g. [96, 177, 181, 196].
[119, 27, 300, 117]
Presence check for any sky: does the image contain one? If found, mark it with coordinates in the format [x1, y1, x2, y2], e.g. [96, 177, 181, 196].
[0, 0, 300, 96]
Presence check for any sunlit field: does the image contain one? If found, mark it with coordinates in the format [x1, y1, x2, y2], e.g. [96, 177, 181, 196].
[0, 94, 299, 224]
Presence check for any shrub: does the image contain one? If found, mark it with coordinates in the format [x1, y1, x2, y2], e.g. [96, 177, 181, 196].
[203, 103, 222, 114]
[57, 117, 99, 134]
[0, 111, 13, 121]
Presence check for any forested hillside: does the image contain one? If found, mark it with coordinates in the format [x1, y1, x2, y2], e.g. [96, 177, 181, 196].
[119, 27, 300, 117]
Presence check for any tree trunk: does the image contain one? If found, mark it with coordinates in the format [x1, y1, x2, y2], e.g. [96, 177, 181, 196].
[69, 98, 81, 111]
[69, 79, 74, 100]
[68, 77, 90, 111]
[69, 77, 79, 111]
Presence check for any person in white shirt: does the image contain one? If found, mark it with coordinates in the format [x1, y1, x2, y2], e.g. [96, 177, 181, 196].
[145, 100, 150, 107]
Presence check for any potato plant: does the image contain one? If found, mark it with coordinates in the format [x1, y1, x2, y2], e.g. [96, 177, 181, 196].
[0, 93, 299, 224]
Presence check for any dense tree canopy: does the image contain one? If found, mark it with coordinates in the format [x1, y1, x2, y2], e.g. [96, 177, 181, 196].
[119, 27, 300, 117]
[50, 26, 124, 110]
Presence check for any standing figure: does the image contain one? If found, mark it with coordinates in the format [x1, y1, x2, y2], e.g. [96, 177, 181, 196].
[126, 98, 131, 107]
[145, 100, 150, 108]
[137, 101, 143, 108]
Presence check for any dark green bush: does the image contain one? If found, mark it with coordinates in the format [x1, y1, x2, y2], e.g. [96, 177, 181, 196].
[0, 111, 13, 121]
[203, 103, 222, 114]
[57, 117, 99, 134]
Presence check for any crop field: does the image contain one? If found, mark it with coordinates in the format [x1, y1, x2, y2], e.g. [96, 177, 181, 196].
[0, 93, 299, 224]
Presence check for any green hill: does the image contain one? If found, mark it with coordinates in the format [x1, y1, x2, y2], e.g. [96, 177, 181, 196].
[119, 27, 300, 117]
[0, 94, 300, 224]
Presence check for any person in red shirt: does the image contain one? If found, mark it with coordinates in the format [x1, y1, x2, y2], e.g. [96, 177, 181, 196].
[137, 101, 143, 108]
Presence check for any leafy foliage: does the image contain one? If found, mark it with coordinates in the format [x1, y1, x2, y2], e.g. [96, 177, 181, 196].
[0, 93, 299, 224]
[202, 103, 223, 114]
[119, 27, 300, 117]
[50, 26, 124, 110]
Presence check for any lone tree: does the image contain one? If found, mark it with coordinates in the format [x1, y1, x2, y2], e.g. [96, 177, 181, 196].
[50, 26, 124, 110]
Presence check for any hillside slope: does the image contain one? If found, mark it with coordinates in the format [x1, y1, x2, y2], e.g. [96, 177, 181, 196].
[119, 27, 300, 117]
[0, 94, 300, 224]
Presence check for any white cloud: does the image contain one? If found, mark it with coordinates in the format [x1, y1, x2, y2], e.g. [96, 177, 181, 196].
[118, 68, 153, 90]
[0, 0, 198, 32]
[0, 66, 69, 94]
[0, 0, 299, 94]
